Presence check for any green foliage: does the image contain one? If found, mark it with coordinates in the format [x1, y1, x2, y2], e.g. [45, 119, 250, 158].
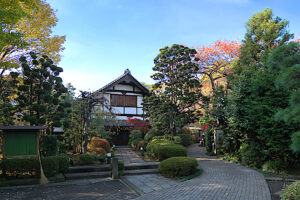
[280, 181, 300, 200]
[238, 8, 293, 69]
[177, 134, 191, 147]
[146, 139, 174, 159]
[1, 155, 68, 177]
[158, 157, 198, 178]
[57, 154, 69, 173]
[1, 158, 39, 177]
[42, 156, 59, 177]
[175, 169, 203, 182]
[144, 44, 203, 136]
[129, 130, 143, 149]
[291, 131, 300, 153]
[157, 144, 187, 161]
[78, 154, 97, 165]
[40, 135, 58, 157]
[267, 42, 300, 153]
[205, 128, 214, 153]
[58, 141, 67, 154]
[14, 52, 69, 127]
[262, 160, 287, 174]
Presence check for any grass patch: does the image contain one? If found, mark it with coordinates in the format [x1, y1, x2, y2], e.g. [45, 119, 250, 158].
[175, 168, 203, 182]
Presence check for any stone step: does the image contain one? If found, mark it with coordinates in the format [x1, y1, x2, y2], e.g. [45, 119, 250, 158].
[64, 171, 111, 180]
[123, 168, 159, 176]
[124, 163, 159, 170]
[67, 165, 111, 173]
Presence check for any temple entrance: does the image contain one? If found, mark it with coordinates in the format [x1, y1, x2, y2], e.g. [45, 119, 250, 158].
[111, 130, 130, 146]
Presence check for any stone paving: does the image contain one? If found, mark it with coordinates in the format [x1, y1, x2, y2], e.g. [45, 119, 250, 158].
[122, 174, 178, 194]
[134, 144, 271, 200]
[115, 146, 146, 165]
[0, 179, 138, 200]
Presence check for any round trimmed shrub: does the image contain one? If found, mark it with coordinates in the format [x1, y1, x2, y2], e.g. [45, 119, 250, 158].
[159, 157, 198, 178]
[88, 137, 110, 153]
[157, 144, 187, 161]
[280, 181, 300, 200]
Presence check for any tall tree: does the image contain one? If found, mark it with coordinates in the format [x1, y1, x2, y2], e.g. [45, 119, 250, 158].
[238, 8, 293, 70]
[78, 91, 110, 154]
[267, 42, 300, 152]
[195, 40, 240, 93]
[144, 44, 202, 136]
[15, 52, 69, 129]
[0, 0, 65, 76]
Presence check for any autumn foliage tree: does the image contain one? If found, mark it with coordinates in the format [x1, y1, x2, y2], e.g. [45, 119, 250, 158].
[195, 40, 240, 94]
[126, 118, 150, 133]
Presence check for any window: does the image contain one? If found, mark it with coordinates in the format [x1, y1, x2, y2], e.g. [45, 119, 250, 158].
[110, 94, 137, 107]
[125, 95, 137, 107]
[111, 95, 123, 107]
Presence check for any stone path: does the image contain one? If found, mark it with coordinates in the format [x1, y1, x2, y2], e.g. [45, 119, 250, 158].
[0, 179, 138, 200]
[115, 146, 146, 165]
[122, 174, 177, 194]
[134, 144, 271, 200]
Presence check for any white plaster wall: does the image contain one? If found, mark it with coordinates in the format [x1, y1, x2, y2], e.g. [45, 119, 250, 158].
[137, 96, 143, 107]
[125, 107, 137, 115]
[104, 93, 110, 104]
[115, 84, 133, 91]
[115, 116, 128, 120]
[137, 108, 144, 115]
[112, 107, 123, 114]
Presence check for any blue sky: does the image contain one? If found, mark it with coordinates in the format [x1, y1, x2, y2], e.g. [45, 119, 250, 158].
[47, 0, 300, 92]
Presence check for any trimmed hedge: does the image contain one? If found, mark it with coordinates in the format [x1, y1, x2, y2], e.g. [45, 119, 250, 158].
[0, 155, 69, 177]
[280, 181, 300, 200]
[57, 154, 70, 173]
[159, 157, 198, 178]
[146, 139, 173, 159]
[157, 144, 187, 161]
[178, 134, 191, 146]
[78, 154, 97, 165]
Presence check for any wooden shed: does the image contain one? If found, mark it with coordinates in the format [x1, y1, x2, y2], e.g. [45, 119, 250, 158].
[0, 126, 46, 158]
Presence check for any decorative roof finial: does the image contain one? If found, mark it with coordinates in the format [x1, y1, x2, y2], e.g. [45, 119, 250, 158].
[124, 68, 131, 74]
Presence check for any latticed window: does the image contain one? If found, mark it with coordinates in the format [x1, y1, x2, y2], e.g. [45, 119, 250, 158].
[111, 94, 137, 107]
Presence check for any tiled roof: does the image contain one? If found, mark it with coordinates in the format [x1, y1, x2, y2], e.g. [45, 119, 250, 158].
[94, 69, 150, 95]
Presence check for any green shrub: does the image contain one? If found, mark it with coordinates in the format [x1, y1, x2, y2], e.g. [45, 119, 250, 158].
[0, 155, 69, 178]
[262, 160, 287, 174]
[146, 139, 173, 159]
[205, 128, 213, 153]
[240, 142, 267, 168]
[178, 134, 191, 146]
[159, 157, 198, 178]
[1, 158, 40, 177]
[57, 154, 69, 173]
[58, 141, 67, 154]
[42, 156, 59, 177]
[157, 144, 187, 161]
[41, 135, 58, 156]
[131, 138, 143, 150]
[118, 160, 124, 171]
[280, 181, 300, 200]
[78, 154, 97, 165]
[129, 130, 143, 148]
